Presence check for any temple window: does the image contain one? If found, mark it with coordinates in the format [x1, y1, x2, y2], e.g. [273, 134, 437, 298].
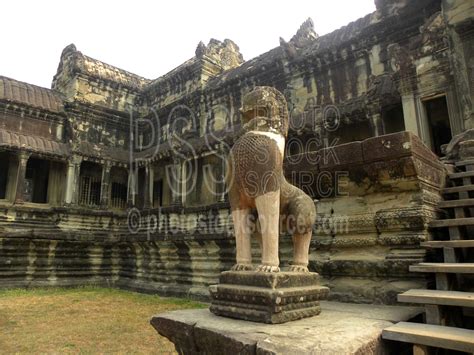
[24, 157, 50, 204]
[0, 152, 10, 199]
[79, 161, 102, 206]
[110, 166, 128, 209]
[136, 167, 146, 209]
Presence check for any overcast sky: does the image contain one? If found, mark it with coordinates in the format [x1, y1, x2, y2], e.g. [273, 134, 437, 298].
[1, 0, 376, 89]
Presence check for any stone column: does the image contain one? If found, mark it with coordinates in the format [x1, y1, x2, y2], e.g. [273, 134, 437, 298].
[127, 164, 137, 207]
[143, 164, 153, 209]
[167, 159, 182, 206]
[219, 154, 227, 202]
[174, 160, 184, 206]
[373, 112, 383, 137]
[65, 155, 82, 205]
[100, 161, 112, 208]
[148, 164, 154, 208]
[14, 151, 30, 204]
[367, 102, 384, 137]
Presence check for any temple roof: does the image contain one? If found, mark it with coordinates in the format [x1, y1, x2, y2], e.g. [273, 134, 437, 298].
[0, 76, 64, 113]
[76, 53, 151, 91]
[0, 130, 69, 157]
[54, 44, 151, 92]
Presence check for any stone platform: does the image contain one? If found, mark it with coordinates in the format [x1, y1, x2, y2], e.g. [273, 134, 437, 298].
[209, 271, 329, 324]
[151, 302, 422, 354]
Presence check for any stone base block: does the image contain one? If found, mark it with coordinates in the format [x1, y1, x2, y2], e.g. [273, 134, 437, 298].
[151, 303, 423, 354]
[209, 271, 329, 324]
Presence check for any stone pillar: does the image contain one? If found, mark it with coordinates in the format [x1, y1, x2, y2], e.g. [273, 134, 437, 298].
[219, 154, 227, 202]
[143, 164, 153, 209]
[100, 161, 112, 208]
[127, 164, 137, 207]
[367, 102, 384, 137]
[65, 155, 82, 205]
[14, 151, 30, 204]
[148, 164, 154, 208]
[171, 160, 183, 206]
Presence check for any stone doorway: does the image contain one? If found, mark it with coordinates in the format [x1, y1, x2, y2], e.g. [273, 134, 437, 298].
[423, 96, 452, 156]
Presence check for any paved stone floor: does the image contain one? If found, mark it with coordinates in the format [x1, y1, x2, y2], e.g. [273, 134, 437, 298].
[151, 301, 422, 354]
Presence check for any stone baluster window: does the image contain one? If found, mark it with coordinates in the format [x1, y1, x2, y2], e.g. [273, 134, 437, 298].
[111, 182, 127, 208]
[110, 166, 128, 209]
[78, 161, 102, 207]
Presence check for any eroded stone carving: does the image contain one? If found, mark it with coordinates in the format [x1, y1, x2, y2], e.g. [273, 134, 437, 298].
[226, 86, 317, 273]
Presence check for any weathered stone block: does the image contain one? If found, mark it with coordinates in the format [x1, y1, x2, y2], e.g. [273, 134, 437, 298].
[209, 271, 329, 324]
[151, 304, 422, 354]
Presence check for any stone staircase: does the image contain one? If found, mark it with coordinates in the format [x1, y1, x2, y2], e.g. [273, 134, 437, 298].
[383, 160, 474, 354]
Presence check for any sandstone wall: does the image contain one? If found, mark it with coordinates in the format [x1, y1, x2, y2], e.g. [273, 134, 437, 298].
[0, 132, 446, 304]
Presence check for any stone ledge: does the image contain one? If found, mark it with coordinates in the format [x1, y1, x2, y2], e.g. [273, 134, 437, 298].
[217, 270, 320, 288]
[151, 302, 422, 354]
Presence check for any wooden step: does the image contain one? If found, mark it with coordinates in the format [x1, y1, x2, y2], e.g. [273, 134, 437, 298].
[430, 217, 474, 228]
[410, 263, 474, 274]
[449, 171, 474, 179]
[448, 170, 474, 180]
[382, 322, 474, 353]
[398, 289, 474, 308]
[439, 199, 474, 208]
[421, 240, 474, 248]
[455, 160, 474, 167]
[442, 184, 474, 194]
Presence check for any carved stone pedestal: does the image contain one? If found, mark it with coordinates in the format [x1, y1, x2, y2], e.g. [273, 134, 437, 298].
[209, 271, 329, 324]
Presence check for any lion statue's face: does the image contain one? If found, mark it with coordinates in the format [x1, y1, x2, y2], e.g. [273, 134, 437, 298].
[240, 87, 289, 137]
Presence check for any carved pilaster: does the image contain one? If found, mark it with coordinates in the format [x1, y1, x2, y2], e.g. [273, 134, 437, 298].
[65, 155, 82, 205]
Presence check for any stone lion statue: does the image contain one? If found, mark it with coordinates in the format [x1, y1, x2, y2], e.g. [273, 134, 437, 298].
[226, 86, 317, 273]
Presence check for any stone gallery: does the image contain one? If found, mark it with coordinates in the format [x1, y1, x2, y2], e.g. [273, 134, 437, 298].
[1, 0, 474, 353]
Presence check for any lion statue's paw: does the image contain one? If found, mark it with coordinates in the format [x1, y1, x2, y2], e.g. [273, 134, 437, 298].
[256, 264, 280, 273]
[288, 265, 309, 273]
[231, 263, 254, 271]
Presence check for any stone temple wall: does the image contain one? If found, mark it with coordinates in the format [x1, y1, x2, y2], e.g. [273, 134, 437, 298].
[0, 0, 472, 304]
[0, 131, 447, 304]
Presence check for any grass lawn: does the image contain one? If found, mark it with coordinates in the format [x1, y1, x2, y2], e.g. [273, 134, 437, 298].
[0, 287, 206, 354]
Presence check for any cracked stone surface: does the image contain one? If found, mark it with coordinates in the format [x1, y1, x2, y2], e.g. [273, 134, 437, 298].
[150, 302, 422, 354]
